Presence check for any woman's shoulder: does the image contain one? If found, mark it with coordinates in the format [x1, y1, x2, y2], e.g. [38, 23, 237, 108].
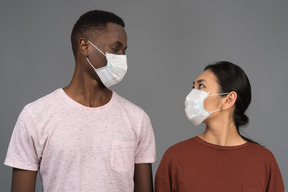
[247, 142, 272, 153]
[244, 142, 279, 162]
[162, 137, 199, 158]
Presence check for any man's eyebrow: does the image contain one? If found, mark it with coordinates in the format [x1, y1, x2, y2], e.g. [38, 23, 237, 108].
[115, 41, 123, 46]
[115, 41, 127, 50]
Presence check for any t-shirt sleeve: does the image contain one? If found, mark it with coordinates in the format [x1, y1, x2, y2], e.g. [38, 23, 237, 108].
[134, 113, 156, 164]
[155, 149, 173, 192]
[4, 107, 40, 171]
[266, 153, 285, 192]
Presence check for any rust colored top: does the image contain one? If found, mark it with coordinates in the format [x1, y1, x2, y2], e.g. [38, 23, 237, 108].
[155, 137, 284, 192]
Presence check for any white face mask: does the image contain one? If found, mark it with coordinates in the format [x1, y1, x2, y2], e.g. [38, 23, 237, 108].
[86, 40, 128, 87]
[184, 89, 228, 126]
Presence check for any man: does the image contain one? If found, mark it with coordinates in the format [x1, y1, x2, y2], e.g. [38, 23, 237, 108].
[5, 10, 156, 192]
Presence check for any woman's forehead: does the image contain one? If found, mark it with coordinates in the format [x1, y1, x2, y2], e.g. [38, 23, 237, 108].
[195, 69, 217, 83]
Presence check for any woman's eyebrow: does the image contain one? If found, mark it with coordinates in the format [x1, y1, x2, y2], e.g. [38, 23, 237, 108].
[193, 79, 207, 85]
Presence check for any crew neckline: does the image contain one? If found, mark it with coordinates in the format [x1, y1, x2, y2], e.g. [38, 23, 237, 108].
[58, 88, 115, 111]
[194, 136, 251, 150]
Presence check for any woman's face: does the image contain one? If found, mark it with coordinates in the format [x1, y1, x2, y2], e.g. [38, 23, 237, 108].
[193, 69, 224, 113]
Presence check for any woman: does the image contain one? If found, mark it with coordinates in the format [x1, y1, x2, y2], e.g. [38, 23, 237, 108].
[155, 61, 284, 191]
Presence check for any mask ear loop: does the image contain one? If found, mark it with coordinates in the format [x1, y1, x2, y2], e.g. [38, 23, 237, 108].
[207, 92, 230, 113]
[87, 40, 106, 56]
[210, 108, 222, 113]
[86, 40, 107, 72]
[86, 57, 97, 71]
[209, 92, 229, 96]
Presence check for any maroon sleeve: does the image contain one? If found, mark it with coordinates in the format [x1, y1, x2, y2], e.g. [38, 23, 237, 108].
[266, 154, 285, 192]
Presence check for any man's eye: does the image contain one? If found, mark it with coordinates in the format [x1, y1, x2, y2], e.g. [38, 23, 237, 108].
[110, 47, 119, 52]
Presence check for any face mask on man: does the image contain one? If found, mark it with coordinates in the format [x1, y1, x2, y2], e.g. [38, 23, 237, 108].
[85, 40, 128, 87]
[184, 89, 228, 126]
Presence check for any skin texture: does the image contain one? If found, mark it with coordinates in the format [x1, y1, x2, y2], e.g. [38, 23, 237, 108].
[11, 22, 153, 192]
[11, 168, 37, 192]
[193, 69, 246, 146]
[134, 164, 153, 192]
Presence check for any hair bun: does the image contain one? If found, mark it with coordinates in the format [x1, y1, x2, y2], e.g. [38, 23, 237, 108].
[238, 114, 249, 126]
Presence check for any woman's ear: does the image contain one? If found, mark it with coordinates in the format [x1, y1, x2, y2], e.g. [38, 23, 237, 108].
[222, 91, 237, 110]
[79, 38, 89, 57]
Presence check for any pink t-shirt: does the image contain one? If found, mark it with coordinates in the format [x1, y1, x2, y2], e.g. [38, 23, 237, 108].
[5, 89, 156, 192]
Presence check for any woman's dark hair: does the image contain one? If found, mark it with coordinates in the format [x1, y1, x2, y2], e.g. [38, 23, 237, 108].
[205, 61, 257, 144]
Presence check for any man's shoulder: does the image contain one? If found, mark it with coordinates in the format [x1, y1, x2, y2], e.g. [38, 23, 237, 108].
[113, 92, 147, 115]
[25, 88, 62, 112]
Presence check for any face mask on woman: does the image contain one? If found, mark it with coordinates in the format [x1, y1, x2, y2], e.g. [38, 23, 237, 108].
[184, 89, 228, 126]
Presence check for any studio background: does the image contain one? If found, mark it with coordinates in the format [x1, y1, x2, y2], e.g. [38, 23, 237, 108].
[1, 0, 287, 190]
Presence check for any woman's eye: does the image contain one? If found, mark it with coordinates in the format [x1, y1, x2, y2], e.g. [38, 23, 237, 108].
[199, 84, 205, 89]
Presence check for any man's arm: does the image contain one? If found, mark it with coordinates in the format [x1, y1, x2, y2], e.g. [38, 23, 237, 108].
[11, 168, 37, 192]
[134, 163, 153, 192]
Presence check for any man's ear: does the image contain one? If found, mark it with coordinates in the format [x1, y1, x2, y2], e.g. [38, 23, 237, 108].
[222, 91, 237, 110]
[79, 38, 89, 57]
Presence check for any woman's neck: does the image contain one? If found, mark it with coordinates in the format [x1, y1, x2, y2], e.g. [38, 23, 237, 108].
[199, 118, 246, 146]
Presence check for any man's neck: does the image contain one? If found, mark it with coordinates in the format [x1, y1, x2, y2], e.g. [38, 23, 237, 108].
[63, 71, 112, 107]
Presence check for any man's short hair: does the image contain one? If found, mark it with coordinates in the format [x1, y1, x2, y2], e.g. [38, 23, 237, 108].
[71, 10, 125, 57]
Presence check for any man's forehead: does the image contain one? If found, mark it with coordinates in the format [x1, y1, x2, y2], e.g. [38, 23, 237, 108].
[105, 22, 125, 32]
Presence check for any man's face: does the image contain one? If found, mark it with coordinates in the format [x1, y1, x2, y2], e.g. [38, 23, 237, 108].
[88, 22, 128, 69]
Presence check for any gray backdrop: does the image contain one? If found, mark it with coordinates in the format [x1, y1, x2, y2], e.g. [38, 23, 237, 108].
[1, 0, 287, 191]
